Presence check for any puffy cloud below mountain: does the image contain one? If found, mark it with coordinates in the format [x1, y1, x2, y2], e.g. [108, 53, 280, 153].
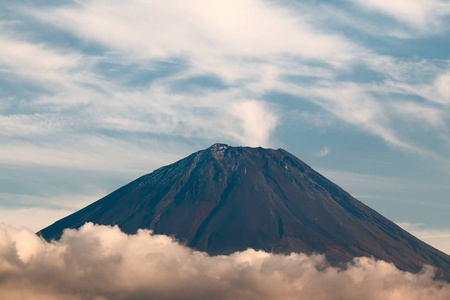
[0, 223, 448, 300]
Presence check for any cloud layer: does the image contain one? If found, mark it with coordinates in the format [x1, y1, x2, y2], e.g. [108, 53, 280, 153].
[0, 223, 449, 300]
[1, 0, 449, 168]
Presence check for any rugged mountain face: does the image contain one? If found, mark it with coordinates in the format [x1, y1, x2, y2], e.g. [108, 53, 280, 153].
[39, 144, 450, 279]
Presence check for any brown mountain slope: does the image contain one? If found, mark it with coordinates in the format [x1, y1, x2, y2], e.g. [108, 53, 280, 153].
[39, 144, 450, 280]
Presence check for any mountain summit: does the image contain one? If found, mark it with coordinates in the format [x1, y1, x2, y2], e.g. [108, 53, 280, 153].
[39, 144, 450, 279]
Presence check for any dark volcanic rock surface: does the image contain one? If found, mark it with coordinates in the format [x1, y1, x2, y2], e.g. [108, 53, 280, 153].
[39, 144, 450, 280]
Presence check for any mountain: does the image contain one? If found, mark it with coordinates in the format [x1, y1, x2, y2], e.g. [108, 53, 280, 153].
[39, 144, 450, 280]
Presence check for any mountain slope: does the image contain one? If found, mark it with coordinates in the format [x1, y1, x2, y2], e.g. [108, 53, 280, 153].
[39, 144, 450, 279]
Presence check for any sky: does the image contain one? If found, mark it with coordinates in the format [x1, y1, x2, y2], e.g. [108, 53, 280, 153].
[0, 0, 449, 260]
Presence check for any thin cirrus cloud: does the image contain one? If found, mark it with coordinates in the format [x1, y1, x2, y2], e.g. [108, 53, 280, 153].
[1, 0, 449, 169]
[34, 1, 450, 146]
[0, 34, 92, 96]
[0, 37, 279, 153]
[0, 134, 187, 174]
[24, 0, 450, 155]
[0, 114, 59, 136]
[0, 41, 277, 163]
[277, 81, 434, 157]
[393, 72, 450, 106]
[0, 223, 449, 300]
[29, 0, 359, 68]
[347, 0, 450, 32]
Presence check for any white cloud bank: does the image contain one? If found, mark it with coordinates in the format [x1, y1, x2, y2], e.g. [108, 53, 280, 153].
[0, 223, 449, 300]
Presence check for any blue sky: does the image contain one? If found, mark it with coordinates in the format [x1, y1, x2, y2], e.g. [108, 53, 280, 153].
[0, 0, 449, 253]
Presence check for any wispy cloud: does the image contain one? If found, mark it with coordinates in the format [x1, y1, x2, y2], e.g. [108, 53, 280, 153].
[0, 223, 448, 300]
[0, 114, 60, 136]
[0, 135, 186, 173]
[231, 100, 278, 146]
[0, 0, 446, 165]
[279, 81, 433, 157]
[316, 147, 330, 157]
[29, 0, 359, 67]
[347, 0, 450, 33]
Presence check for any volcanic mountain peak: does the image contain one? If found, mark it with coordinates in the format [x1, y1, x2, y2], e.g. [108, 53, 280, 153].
[209, 143, 229, 160]
[210, 143, 229, 150]
[39, 144, 450, 280]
